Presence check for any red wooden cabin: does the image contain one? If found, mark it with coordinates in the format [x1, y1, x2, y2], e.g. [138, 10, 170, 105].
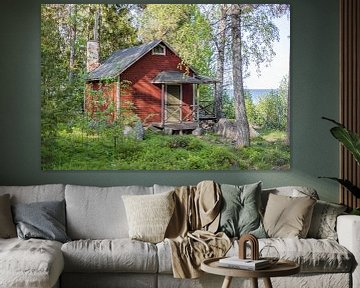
[85, 40, 215, 131]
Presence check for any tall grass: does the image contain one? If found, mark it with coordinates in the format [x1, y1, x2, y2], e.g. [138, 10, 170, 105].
[41, 129, 290, 170]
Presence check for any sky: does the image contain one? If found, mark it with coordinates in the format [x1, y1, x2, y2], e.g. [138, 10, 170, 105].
[243, 14, 290, 90]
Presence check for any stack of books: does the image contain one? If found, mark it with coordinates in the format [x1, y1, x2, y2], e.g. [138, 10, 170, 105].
[218, 257, 271, 270]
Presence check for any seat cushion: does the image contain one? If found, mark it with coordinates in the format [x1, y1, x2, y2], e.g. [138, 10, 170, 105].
[61, 273, 157, 288]
[226, 238, 354, 273]
[65, 185, 153, 239]
[0, 238, 64, 288]
[158, 238, 354, 274]
[61, 239, 158, 273]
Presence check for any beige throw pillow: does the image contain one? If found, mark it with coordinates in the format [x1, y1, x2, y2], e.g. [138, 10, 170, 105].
[0, 194, 17, 238]
[263, 193, 316, 238]
[122, 191, 175, 243]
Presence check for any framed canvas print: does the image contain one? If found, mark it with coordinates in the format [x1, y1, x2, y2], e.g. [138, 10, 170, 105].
[41, 3, 290, 170]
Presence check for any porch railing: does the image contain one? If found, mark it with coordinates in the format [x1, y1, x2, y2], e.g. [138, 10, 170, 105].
[163, 101, 216, 124]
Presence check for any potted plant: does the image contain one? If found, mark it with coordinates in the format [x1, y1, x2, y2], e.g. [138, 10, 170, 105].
[320, 117, 360, 215]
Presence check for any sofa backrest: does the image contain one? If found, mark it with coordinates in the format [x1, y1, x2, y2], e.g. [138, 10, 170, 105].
[65, 184, 153, 240]
[261, 186, 319, 212]
[0, 184, 65, 204]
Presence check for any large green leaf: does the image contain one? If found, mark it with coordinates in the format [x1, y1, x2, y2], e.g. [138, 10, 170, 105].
[323, 117, 360, 165]
[318, 177, 360, 199]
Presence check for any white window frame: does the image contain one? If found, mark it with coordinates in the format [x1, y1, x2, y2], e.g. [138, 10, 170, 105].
[152, 44, 166, 55]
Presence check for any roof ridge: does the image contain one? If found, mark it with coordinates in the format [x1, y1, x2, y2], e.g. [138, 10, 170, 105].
[87, 39, 163, 80]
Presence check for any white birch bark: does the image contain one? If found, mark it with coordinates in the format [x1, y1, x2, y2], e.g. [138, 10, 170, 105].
[230, 4, 250, 147]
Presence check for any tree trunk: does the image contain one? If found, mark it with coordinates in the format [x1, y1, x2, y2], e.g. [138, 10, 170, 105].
[93, 5, 100, 41]
[215, 4, 227, 120]
[230, 4, 250, 147]
[68, 4, 77, 82]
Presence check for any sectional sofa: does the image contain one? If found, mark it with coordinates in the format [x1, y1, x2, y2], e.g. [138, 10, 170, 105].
[0, 183, 359, 288]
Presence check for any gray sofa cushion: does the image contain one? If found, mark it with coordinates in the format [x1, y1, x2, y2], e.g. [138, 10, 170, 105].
[65, 185, 153, 239]
[62, 239, 158, 273]
[0, 184, 65, 204]
[0, 238, 64, 288]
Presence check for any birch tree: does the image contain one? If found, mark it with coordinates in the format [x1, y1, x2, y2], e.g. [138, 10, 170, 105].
[230, 4, 250, 147]
[214, 4, 227, 120]
[228, 4, 289, 147]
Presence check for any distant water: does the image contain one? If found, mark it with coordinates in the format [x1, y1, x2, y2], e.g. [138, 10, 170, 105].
[245, 89, 277, 103]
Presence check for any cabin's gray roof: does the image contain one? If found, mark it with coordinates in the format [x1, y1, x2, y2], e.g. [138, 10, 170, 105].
[87, 40, 217, 83]
[87, 40, 163, 81]
[152, 71, 216, 84]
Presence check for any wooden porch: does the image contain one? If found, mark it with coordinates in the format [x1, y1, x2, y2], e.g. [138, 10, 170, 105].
[151, 99, 216, 134]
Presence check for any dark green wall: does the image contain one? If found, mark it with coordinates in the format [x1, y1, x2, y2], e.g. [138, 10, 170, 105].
[0, 0, 340, 202]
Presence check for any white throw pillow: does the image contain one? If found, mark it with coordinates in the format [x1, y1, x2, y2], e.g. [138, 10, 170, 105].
[122, 191, 175, 243]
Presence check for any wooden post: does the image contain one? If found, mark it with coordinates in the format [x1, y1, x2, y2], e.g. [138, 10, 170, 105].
[161, 84, 165, 127]
[116, 75, 120, 119]
[196, 84, 200, 127]
[193, 83, 196, 122]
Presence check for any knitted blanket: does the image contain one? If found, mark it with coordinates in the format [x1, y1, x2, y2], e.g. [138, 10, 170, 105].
[165, 180, 231, 278]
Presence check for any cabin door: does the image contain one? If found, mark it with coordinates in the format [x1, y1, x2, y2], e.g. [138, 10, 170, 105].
[165, 85, 182, 122]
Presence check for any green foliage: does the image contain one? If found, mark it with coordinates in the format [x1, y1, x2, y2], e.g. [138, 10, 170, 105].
[255, 90, 285, 129]
[222, 92, 235, 119]
[138, 4, 213, 75]
[41, 4, 138, 166]
[42, 129, 289, 170]
[244, 91, 258, 124]
[319, 117, 360, 199]
[240, 5, 287, 76]
[96, 4, 139, 59]
[324, 118, 360, 165]
[245, 76, 288, 130]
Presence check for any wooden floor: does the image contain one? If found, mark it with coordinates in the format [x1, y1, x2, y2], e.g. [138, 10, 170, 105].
[151, 122, 198, 131]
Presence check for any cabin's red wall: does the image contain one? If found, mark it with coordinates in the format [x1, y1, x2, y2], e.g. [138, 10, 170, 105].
[120, 47, 194, 124]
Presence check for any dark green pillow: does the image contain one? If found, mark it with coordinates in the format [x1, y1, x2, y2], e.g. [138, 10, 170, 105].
[218, 182, 266, 238]
[12, 200, 70, 243]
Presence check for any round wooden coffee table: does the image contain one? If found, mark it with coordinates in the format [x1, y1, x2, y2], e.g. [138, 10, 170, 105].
[201, 257, 300, 288]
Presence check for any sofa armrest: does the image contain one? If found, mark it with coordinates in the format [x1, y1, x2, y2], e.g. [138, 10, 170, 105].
[337, 215, 360, 288]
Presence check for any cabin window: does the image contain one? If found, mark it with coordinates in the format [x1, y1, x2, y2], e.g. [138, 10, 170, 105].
[152, 44, 166, 55]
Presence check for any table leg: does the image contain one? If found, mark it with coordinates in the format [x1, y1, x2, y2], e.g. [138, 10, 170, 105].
[221, 276, 233, 288]
[263, 277, 273, 288]
[251, 278, 258, 288]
